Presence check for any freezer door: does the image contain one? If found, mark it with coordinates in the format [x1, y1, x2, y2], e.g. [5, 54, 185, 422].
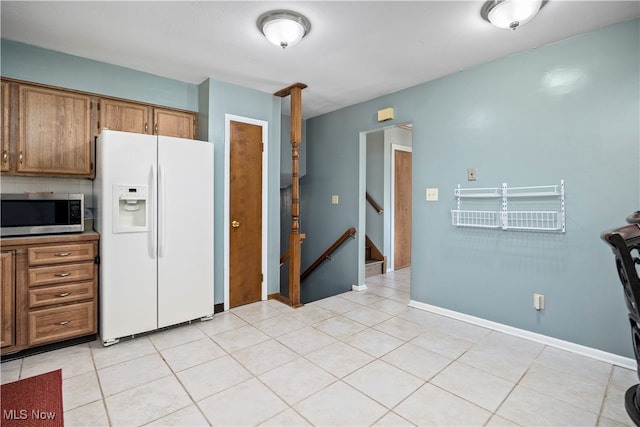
[157, 136, 214, 327]
[96, 130, 158, 342]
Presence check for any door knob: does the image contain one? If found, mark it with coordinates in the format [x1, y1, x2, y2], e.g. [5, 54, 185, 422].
[231, 220, 240, 228]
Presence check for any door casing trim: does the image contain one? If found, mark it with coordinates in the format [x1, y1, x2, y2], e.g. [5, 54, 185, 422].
[224, 114, 269, 311]
[357, 125, 413, 287]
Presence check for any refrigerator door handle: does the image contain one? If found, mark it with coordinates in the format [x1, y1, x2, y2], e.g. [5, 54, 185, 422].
[150, 164, 157, 259]
[158, 163, 166, 258]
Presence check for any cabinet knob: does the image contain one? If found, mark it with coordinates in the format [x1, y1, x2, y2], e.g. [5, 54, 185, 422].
[54, 252, 70, 257]
[2, 150, 7, 163]
[56, 292, 71, 297]
[154, 123, 158, 134]
[56, 320, 71, 326]
[19, 151, 23, 164]
[55, 272, 71, 278]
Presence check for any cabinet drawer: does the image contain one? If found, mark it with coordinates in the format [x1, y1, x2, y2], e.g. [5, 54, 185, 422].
[28, 281, 95, 309]
[28, 301, 96, 346]
[28, 243, 96, 266]
[28, 263, 94, 287]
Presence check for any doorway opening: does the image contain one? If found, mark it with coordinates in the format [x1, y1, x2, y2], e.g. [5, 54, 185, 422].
[357, 123, 412, 289]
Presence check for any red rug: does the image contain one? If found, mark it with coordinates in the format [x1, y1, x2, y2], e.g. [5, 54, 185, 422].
[1, 369, 64, 427]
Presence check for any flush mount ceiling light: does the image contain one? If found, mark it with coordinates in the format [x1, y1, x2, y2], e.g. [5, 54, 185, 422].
[481, 0, 547, 30]
[258, 10, 311, 49]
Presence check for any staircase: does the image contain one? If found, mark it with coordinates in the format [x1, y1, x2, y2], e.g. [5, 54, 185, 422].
[365, 236, 385, 278]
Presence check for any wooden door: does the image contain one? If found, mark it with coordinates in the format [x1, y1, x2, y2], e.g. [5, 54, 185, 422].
[153, 108, 196, 139]
[394, 150, 412, 269]
[1, 251, 15, 348]
[229, 120, 263, 308]
[18, 84, 92, 176]
[1, 81, 9, 172]
[100, 98, 151, 134]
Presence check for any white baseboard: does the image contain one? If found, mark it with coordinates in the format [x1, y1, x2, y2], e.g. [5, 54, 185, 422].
[409, 300, 637, 371]
[352, 284, 368, 292]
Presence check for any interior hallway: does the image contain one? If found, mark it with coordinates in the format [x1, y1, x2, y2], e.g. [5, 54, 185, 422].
[1, 268, 635, 426]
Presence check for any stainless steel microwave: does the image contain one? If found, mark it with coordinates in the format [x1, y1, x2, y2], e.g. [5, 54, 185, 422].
[1, 193, 84, 237]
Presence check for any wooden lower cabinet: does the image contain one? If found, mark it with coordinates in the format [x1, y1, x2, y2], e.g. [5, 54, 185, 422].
[28, 301, 96, 347]
[0, 233, 98, 355]
[1, 251, 15, 348]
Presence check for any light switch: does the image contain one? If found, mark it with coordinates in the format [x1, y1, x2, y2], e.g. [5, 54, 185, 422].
[331, 195, 339, 205]
[426, 188, 438, 201]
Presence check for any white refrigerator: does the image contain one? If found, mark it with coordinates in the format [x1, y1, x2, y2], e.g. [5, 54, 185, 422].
[95, 129, 214, 345]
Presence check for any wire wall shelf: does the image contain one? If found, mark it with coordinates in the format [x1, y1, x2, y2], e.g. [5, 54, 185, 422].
[451, 180, 565, 233]
[506, 211, 562, 231]
[451, 210, 500, 228]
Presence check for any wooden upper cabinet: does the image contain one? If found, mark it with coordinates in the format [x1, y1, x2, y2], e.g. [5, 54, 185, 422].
[99, 99, 197, 140]
[154, 108, 196, 139]
[1, 81, 9, 172]
[0, 79, 199, 178]
[99, 98, 151, 134]
[18, 85, 92, 176]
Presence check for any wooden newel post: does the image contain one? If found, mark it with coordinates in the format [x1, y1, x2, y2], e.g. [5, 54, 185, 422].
[275, 82, 307, 308]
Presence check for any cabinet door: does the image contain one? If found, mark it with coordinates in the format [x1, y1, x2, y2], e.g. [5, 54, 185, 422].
[18, 85, 92, 176]
[153, 108, 196, 139]
[1, 251, 15, 348]
[100, 98, 151, 135]
[1, 81, 9, 172]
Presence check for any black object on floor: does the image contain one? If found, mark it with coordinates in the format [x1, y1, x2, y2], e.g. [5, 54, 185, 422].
[601, 215, 640, 427]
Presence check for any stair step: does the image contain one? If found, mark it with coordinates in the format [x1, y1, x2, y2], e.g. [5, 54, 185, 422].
[365, 259, 384, 278]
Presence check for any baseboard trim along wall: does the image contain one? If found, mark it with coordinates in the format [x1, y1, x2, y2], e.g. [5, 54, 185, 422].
[409, 300, 636, 371]
[352, 284, 368, 292]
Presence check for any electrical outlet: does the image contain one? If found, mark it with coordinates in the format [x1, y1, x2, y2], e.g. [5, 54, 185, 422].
[331, 195, 339, 205]
[467, 168, 477, 181]
[426, 188, 438, 201]
[533, 293, 545, 310]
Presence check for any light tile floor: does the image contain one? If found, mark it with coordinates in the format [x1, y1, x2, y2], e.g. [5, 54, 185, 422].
[1, 268, 637, 426]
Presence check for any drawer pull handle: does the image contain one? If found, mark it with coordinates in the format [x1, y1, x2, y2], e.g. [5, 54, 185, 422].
[56, 292, 71, 297]
[55, 252, 70, 257]
[56, 320, 71, 326]
[55, 272, 71, 277]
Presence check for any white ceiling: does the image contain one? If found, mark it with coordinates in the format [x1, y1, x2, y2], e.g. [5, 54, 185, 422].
[1, 1, 638, 118]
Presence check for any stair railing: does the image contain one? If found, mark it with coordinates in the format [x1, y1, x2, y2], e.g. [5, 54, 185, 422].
[366, 192, 383, 215]
[301, 227, 357, 281]
[280, 251, 290, 267]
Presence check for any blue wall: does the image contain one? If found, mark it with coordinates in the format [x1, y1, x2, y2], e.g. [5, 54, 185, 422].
[304, 19, 640, 357]
[1, 40, 198, 111]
